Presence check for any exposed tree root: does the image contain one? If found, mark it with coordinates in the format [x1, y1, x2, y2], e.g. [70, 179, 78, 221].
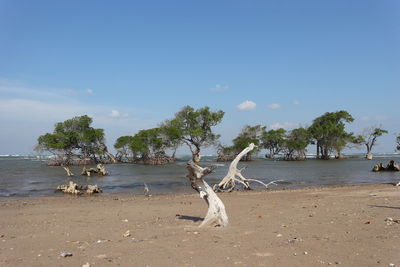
[213, 143, 282, 192]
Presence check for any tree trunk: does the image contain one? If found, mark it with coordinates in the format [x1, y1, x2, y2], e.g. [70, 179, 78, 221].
[186, 161, 229, 227]
[192, 152, 201, 163]
[192, 144, 201, 163]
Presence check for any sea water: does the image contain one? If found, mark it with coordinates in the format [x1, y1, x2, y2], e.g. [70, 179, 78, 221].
[0, 156, 399, 199]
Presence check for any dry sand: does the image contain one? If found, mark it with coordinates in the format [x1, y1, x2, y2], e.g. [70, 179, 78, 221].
[0, 184, 399, 266]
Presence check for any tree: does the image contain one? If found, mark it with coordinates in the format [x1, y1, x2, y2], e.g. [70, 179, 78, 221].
[114, 136, 134, 162]
[36, 115, 110, 174]
[163, 106, 224, 162]
[159, 121, 182, 158]
[130, 128, 164, 161]
[396, 134, 400, 151]
[309, 111, 354, 159]
[356, 127, 388, 159]
[231, 125, 265, 161]
[282, 127, 311, 161]
[217, 125, 265, 161]
[261, 128, 286, 158]
[114, 127, 179, 165]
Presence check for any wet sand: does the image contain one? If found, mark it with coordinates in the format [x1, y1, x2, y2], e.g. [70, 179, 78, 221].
[0, 184, 399, 266]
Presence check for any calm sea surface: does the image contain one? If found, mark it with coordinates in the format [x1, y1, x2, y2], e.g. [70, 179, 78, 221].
[0, 156, 399, 199]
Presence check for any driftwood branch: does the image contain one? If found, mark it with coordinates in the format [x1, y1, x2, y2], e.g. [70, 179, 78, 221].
[143, 183, 150, 197]
[186, 161, 229, 227]
[81, 164, 108, 176]
[63, 166, 74, 177]
[213, 143, 281, 192]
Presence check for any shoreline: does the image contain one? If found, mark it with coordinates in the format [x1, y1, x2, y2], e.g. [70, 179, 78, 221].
[1, 183, 399, 266]
[2, 182, 399, 201]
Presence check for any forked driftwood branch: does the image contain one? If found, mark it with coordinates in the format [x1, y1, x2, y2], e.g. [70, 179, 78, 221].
[186, 161, 229, 227]
[213, 143, 282, 192]
[63, 166, 74, 177]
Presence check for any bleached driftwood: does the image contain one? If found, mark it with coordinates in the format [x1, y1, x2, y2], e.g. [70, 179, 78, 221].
[186, 161, 229, 227]
[213, 143, 282, 192]
[63, 166, 74, 177]
[56, 181, 102, 195]
[396, 181, 400, 187]
[81, 164, 108, 176]
[97, 164, 108, 175]
[143, 183, 150, 197]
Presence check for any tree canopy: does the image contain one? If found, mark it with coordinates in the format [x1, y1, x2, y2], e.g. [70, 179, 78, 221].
[218, 125, 265, 161]
[261, 128, 286, 158]
[163, 106, 224, 162]
[309, 110, 355, 159]
[282, 127, 311, 160]
[36, 115, 108, 165]
[355, 127, 388, 157]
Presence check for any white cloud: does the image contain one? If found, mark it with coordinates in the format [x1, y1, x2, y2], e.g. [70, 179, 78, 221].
[237, 100, 256, 111]
[270, 122, 298, 130]
[86, 88, 94, 94]
[210, 84, 230, 92]
[267, 103, 281, 110]
[110, 109, 120, 118]
[293, 99, 300, 105]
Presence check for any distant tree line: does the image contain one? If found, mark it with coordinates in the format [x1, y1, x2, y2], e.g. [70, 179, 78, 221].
[37, 107, 395, 166]
[218, 110, 390, 161]
[114, 106, 224, 164]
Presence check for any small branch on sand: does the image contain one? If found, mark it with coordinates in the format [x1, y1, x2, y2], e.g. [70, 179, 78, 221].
[144, 183, 150, 197]
[213, 143, 282, 192]
[186, 161, 229, 227]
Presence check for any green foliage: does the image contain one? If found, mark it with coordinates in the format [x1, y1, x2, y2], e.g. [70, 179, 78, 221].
[37, 115, 106, 165]
[261, 128, 286, 158]
[114, 126, 182, 163]
[164, 106, 224, 161]
[218, 125, 265, 161]
[396, 135, 400, 151]
[130, 128, 164, 157]
[309, 110, 354, 159]
[114, 136, 134, 161]
[159, 120, 182, 154]
[282, 127, 311, 160]
[232, 125, 265, 160]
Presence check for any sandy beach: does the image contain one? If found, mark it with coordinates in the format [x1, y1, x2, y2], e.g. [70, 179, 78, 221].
[1, 184, 399, 266]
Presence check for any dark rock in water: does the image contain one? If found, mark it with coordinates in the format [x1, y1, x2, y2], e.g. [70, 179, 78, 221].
[372, 160, 400, 172]
[56, 181, 102, 195]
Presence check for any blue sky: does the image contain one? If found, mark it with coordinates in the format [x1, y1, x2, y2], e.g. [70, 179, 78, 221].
[0, 0, 399, 155]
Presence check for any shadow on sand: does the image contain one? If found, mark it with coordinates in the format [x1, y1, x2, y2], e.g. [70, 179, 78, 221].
[369, 205, 400, 210]
[176, 214, 204, 222]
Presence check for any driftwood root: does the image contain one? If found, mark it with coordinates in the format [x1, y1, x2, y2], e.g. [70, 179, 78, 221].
[214, 143, 282, 192]
[186, 161, 229, 227]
